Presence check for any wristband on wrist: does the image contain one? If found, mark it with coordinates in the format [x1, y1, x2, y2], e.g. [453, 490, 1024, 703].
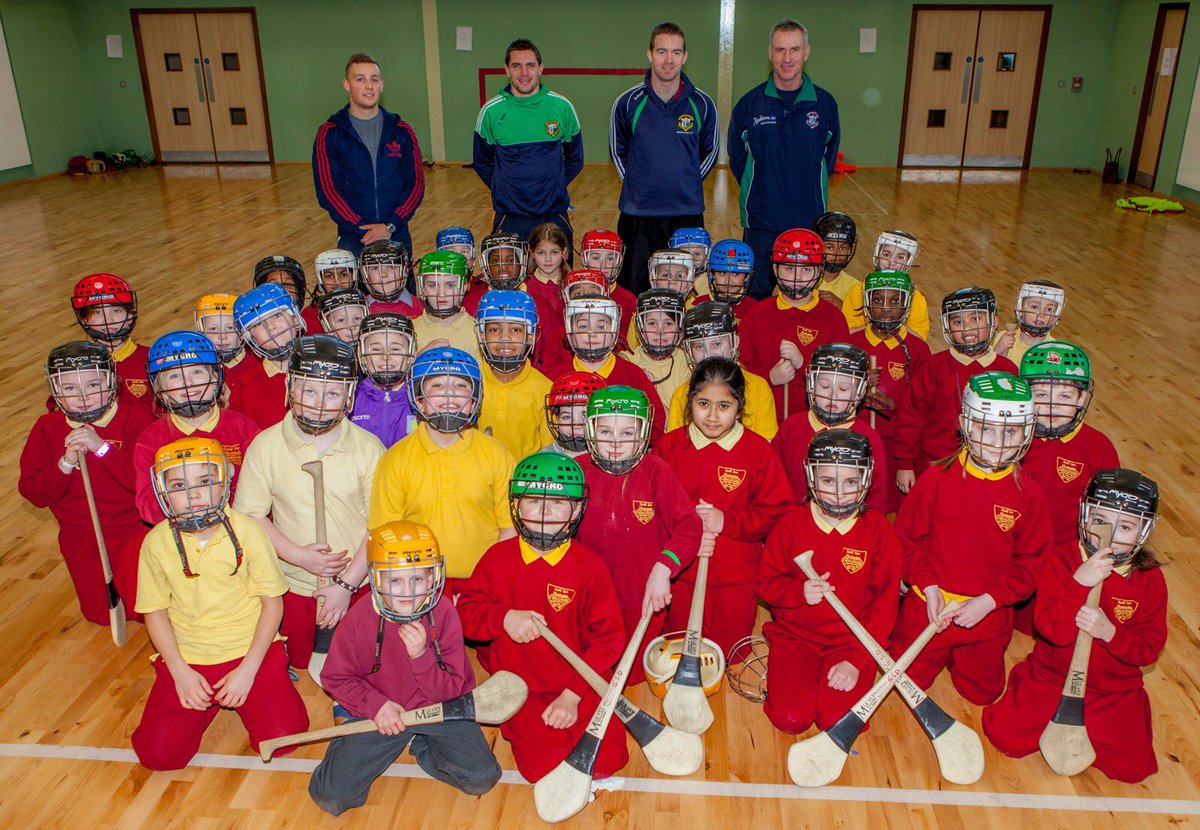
[331, 575, 356, 594]
[93, 441, 111, 459]
[59, 456, 78, 472]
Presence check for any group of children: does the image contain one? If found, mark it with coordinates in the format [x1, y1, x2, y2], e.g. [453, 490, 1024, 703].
[18, 212, 1167, 815]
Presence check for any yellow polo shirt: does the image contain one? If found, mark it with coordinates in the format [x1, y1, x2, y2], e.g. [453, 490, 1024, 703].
[819, 270, 861, 302]
[413, 310, 481, 358]
[667, 363, 779, 440]
[136, 508, 287, 665]
[369, 423, 516, 579]
[233, 414, 384, 596]
[622, 348, 692, 410]
[478, 363, 554, 461]
[841, 281, 930, 340]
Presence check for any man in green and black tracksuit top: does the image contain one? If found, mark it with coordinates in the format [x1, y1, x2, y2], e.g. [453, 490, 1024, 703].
[473, 39, 583, 251]
[610, 23, 718, 295]
[728, 20, 840, 299]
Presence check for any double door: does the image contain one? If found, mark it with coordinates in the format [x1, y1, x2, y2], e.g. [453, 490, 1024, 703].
[900, 7, 1050, 167]
[133, 10, 272, 162]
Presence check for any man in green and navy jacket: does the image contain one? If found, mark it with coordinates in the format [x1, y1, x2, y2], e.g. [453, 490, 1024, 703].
[473, 39, 584, 251]
[728, 20, 840, 299]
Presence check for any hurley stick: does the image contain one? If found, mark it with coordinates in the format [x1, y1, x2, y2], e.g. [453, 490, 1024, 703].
[533, 618, 703, 776]
[1039, 523, 1113, 777]
[301, 460, 335, 679]
[787, 600, 959, 787]
[794, 551, 983, 784]
[534, 613, 652, 823]
[258, 670, 528, 761]
[663, 554, 713, 734]
[78, 455, 127, 647]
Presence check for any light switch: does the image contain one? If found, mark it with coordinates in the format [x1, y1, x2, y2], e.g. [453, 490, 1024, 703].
[456, 26, 472, 51]
[859, 28, 876, 54]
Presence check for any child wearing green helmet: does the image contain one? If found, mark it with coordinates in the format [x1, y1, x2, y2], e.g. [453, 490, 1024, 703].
[412, 251, 480, 357]
[890, 372, 1052, 706]
[574, 386, 703, 683]
[458, 453, 629, 783]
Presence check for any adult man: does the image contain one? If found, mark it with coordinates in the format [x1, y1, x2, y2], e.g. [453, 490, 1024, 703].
[473, 39, 583, 251]
[610, 22, 718, 295]
[313, 53, 425, 255]
[728, 20, 840, 299]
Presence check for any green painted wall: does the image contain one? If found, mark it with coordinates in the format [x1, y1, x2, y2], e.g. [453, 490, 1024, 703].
[0, 0, 101, 180]
[1, 0, 1198, 194]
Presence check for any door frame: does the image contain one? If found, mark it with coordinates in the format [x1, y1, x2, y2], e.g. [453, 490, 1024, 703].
[131, 7, 274, 163]
[1127, 2, 1189, 188]
[897, 4, 1053, 168]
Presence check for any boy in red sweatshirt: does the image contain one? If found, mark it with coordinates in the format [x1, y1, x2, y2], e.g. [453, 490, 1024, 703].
[982, 469, 1166, 783]
[134, 331, 260, 524]
[894, 287, 1017, 494]
[458, 453, 629, 782]
[575, 387, 703, 683]
[773, 343, 889, 513]
[195, 293, 262, 419]
[757, 430, 900, 733]
[309, 521, 501, 814]
[740, 229, 850, 422]
[71, 273, 154, 413]
[890, 372, 1052, 705]
[20, 342, 153, 624]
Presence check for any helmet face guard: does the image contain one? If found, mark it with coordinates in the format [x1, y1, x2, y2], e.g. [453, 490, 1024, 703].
[242, 306, 301, 360]
[546, 373, 605, 452]
[774, 262, 822, 300]
[72, 275, 138, 345]
[481, 236, 528, 290]
[942, 308, 995, 357]
[195, 303, 243, 363]
[725, 635, 768, 702]
[1015, 281, 1065, 337]
[872, 231, 918, 272]
[636, 306, 684, 359]
[863, 278, 913, 336]
[580, 231, 625, 282]
[807, 365, 867, 426]
[152, 444, 233, 532]
[408, 349, 483, 433]
[358, 327, 416, 389]
[585, 412, 651, 474]
[46, 344, 118, 424]
[368, 522, 446, 624]
[418, 271, 468, 318]
[152, 364, 223, 418]
[815, 211, 858, 274]
[476, 291, 538, 373]
[565, 300, 620, 363]
[317, 293, 369, 344]
[1028, 377, 1092, 439]
[288, 374, 357, 434]
[960, 374, 1036, 471]
[1077, 469, 1159, 565]
[359, 241, 411, 303]
[805, 454, 873, 518]
[314, 249, 359, 294]
[647, 250, 695, 298]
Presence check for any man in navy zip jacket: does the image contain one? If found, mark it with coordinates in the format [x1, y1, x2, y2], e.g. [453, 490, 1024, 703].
[313, 53, 425, 256]
[728, 20, 840, 299]
[474, 39, 584, 252]
[610, 22, 718, 295]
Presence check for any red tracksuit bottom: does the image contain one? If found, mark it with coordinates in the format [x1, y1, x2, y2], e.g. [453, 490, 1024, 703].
[762, 633, 876, 734]
[281, 588, 369, 670]
[981, 659, 1157, 783]
[889, 592, 1013, 706]
[131, 640, 308, 770]
[501, 691, 630, 782]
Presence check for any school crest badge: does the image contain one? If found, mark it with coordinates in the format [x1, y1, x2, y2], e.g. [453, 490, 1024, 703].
[1112, 597, 1138, 623]
[545, 120, 561, 138]
[547, 584, 576, 612]
[796, 326, 817, 346]
[221, 444, 243, 466]
[993, 505, 1021, 532]
[125, 378, 149, 398]
[677, 113, 695, 133]
[806, 111, 820, 129]
[717, 466, 747, 492]
[888, 360, 906, 381]
[840, 548, 867, 574]
[633, 500, 656, 524]
[1057, 457, 1084, 484]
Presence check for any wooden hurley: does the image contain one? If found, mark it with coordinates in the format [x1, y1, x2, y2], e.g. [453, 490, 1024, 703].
[787, 600, 959, 788]
[1039, 523, 1113, 777]
[534, 613, 652, 824]
[78, 455, 127, 647]
[794, 551, 983, 785]
[533, 618, 703, 777]
[301, 459, 336, 670]
[258, 670, 528, 761]
[663, 554, 714, 734]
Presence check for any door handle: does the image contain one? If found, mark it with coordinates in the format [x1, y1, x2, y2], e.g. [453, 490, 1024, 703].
[972, 56, 984, 103]
[193, 58, 205, 102]
[204, 57, 215, 103]
[961, 57, 972, 104]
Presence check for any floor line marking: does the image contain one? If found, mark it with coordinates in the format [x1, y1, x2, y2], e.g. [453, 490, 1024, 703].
[0, 743, 1195, 816]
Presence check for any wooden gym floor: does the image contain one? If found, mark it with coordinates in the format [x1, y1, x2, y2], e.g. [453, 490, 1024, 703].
[0, 163, 1197, 828]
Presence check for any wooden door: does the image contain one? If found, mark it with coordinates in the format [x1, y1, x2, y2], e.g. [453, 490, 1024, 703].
[900, 10, 981, 166]
[962, 9, 1048, 167]
[134, 12, 216, 162]
[195, 12, 271, 162]
[1130, 5, 1188, 188]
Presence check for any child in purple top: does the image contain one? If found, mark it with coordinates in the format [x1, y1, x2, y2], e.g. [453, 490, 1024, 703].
[350, 313, 418, 447]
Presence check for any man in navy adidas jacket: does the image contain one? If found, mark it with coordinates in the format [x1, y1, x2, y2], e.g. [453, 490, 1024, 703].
[610, 23, 718, 295]
[728, 20, 840, 298]
[312, 53, 425, 256]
